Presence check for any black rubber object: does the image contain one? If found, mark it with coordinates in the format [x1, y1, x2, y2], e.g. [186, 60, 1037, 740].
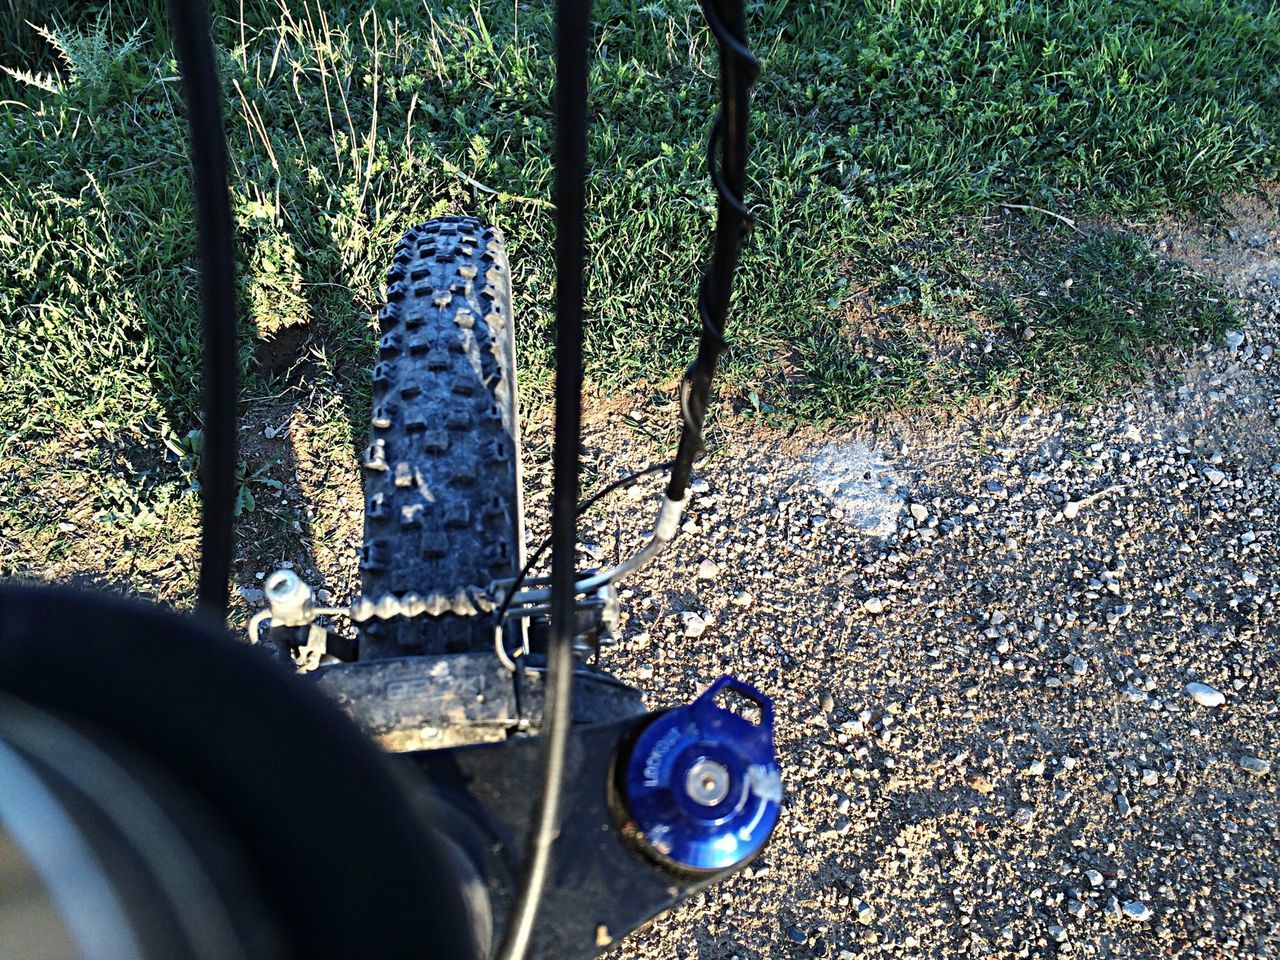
[0, 584, 481, 960]
[358, 216, 523, 659]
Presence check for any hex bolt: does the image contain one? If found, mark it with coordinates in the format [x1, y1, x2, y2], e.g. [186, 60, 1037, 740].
[684, 758, 731, 807]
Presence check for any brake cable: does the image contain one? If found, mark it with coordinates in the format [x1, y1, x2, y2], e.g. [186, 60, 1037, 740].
[496, 3, 755, 952]
[491, 0, 591, 956]
[492, 461, 674, 668]
[167, 0, 240, 622]
[667, 0, 760, 502]
[493, 0, 759, 616]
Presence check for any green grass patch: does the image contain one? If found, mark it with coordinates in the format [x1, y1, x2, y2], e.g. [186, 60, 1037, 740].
[0, 0, 1275, 455]
[785, 229, 1235, 422]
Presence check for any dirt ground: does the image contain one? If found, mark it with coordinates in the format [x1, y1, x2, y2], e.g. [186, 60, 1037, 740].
[225, 187, 1279, 959]
[2, 187, 1277, 958]
[584, 188, 1280, 960]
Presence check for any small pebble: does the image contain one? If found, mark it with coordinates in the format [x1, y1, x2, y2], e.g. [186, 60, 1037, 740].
[697, 559, 719, 579]
[964, 771, 994, 794]
[1239, 756, 1271, 776]
[862, 597, 885, 615]
[1122, 901, 1152, 922]
[1185, 682, 1226, 707]
[680, 612, 707, 638]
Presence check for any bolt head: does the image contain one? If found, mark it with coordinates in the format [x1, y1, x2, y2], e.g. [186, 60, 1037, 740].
[684, 758, 731, 807]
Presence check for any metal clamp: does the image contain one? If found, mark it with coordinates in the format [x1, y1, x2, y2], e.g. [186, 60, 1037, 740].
[489, 579, 620, 672]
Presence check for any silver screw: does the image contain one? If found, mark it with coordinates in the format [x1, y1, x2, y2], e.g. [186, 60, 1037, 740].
[684, 758, 731, 806]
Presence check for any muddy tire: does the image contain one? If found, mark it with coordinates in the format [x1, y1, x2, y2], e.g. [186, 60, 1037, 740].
[357, 217, 523, 659]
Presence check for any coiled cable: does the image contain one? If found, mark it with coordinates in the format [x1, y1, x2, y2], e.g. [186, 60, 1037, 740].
[492, 0, 760, 626]
[666, 0, 760, 503]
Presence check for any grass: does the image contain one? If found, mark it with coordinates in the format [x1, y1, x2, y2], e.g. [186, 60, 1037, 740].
[0, 0, 1275, 594]
[789, 229, 1240, 420]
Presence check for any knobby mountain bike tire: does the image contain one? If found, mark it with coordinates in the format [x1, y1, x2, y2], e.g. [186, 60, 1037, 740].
[358, 217, 524, 658]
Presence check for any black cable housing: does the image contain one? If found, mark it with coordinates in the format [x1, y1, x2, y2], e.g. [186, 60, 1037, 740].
[493, 1, 591, 957]
[665, 0, 759, 502]
[492, 460, 675, 643]
[167, 0, 239, 620]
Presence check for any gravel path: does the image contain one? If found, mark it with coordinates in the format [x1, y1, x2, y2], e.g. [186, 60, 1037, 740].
[534, 199, 1279, 959]
[222, 195, 1279, 958]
